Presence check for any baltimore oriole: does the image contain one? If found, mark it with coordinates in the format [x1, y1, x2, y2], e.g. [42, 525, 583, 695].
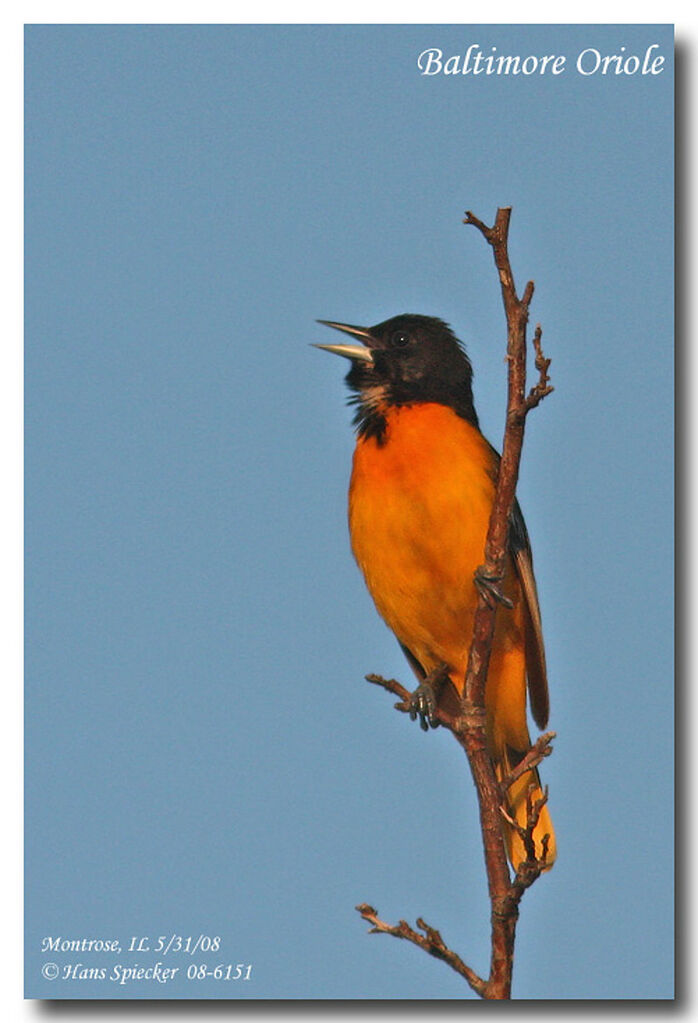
[315, 314, 555, 870]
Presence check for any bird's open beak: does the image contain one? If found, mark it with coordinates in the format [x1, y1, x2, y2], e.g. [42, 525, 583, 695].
[313, 320, 374, 363]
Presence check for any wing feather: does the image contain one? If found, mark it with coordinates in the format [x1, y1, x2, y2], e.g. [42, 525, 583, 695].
[509, 499, 549, 729]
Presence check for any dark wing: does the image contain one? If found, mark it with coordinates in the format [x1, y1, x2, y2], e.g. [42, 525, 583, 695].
[484, 441, 549, 729]
[509, 498, 549, 729]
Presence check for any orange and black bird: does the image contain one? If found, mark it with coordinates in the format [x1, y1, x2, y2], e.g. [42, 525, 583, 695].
[315, 314, 555, 870]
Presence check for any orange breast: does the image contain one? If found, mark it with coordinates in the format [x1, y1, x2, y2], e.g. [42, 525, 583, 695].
[348, 403, 522, 689]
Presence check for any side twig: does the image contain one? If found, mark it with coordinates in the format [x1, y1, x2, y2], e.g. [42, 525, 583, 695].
[355, 904, 487, 998]
[499, 732, 555, 792]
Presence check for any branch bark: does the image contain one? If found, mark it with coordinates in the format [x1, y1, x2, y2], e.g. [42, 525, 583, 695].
[356, 207, 554, 999]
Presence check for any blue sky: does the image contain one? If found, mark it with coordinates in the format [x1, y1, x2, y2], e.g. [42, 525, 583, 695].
[24, 23, 673, 999]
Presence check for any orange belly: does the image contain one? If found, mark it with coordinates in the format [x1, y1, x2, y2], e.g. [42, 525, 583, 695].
[348, 402, 527, 750]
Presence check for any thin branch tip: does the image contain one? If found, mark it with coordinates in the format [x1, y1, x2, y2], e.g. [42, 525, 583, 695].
[463, 209, 494, 239]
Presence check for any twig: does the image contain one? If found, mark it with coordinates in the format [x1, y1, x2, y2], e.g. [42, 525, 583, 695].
[355, 904, 487, 998]
[499, 732, 556, 792]
[500, 786, 552, 897]
[365, 673, 463, 731]
[499, 785, 550, 865]
[524, 325, 554, 411]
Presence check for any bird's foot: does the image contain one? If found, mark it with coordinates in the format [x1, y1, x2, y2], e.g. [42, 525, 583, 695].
[408, 664, 450, 731]
[474, 566, 514, 609]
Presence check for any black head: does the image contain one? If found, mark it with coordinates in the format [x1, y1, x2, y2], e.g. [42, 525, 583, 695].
[315, 314, 478, 440]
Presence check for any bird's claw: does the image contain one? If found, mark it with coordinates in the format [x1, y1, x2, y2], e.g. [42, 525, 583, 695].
[475, 566, 514, 609]
[409, 682, 440, 730]
[407, 665, 450, 730]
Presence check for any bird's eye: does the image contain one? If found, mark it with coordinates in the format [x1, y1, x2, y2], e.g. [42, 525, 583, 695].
[390, 330, 410, 348]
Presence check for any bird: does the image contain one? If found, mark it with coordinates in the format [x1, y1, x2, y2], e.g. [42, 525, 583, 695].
[315, 313, 555, 870]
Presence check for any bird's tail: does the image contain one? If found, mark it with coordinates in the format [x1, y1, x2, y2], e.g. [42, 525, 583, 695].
[496, 750, 556, 872]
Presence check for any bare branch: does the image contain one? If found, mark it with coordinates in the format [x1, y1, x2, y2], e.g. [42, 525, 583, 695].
[463, 209, 495, 241]
[355, 904, 487, 998]
[456, 207, 554, 997]
[358, 208, 554, 999]
[499, 732, 556, 792]
[500, 785, 550, 866]
[364, 672, 411, 709]
[524, 325, 554, 411]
